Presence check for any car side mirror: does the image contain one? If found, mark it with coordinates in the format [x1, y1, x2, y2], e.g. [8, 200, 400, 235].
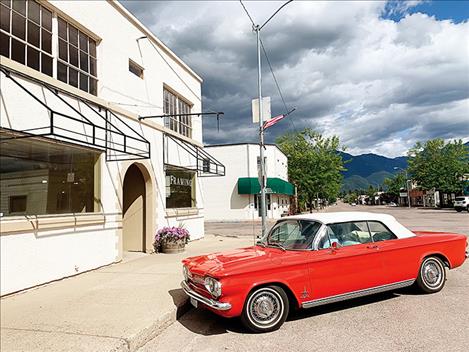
[331, 241, 339, 250]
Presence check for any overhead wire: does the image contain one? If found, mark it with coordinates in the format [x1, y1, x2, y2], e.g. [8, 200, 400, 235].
[259, 38, 296, 131]
[239, 1, 297, 133]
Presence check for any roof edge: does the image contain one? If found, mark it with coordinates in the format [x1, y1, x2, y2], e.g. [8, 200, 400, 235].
[110, 1, 203, 83]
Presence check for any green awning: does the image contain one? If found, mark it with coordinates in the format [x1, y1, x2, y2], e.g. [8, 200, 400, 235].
[237, 177, 295, 196]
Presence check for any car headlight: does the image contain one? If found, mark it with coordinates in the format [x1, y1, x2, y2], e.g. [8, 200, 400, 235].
[204, 276, 222, 298]
[182, 266, 189, 281]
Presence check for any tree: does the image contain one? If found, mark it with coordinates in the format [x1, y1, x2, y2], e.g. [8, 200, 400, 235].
[383, 172, 407, 197]
[407, 139, 469, 194]
[276, 128, 346, 212]
[343, 192, 357, 204]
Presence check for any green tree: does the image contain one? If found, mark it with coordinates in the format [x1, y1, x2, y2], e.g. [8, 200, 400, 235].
[383, 172, 407, 196]
[276, 128, 346, 212]
[407, 139, 469, 194]
[343, 192, 357, 204]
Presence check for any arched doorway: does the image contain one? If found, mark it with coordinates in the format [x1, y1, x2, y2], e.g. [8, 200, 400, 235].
[123, 164, 146, 252]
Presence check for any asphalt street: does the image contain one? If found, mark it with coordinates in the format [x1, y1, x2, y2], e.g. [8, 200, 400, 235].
[139, 205, 468, 352]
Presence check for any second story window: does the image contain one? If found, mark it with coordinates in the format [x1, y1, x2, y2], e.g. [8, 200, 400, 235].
[0, 0, 53, 76]
[0, 1, 98, 95]
[163, 88, 192, 138]
[57, 17, 97, 95]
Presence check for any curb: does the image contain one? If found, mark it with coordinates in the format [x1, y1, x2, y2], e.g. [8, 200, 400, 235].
[118, 297, 192, 352]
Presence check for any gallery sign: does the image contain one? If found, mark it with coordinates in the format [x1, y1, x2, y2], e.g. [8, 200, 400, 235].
[165, 169, 195, 208]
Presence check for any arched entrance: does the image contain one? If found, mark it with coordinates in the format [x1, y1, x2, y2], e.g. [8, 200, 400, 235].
[123, 164, 146, 252]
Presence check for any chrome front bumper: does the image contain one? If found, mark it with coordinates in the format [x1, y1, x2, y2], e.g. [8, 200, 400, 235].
[181, 280, 231, 311]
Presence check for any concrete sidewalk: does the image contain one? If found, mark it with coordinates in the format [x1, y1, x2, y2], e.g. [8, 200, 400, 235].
[0, 235, 252, 352]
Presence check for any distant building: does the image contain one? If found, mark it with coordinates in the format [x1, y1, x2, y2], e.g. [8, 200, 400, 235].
[201, 143, 295, 221]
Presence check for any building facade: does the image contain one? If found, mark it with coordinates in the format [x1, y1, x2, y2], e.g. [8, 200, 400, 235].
[0, 0, 224, 295]
[201, 144, 294, 221]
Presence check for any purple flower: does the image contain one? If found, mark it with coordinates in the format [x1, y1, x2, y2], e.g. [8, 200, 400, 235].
[154, 226, 190, 247]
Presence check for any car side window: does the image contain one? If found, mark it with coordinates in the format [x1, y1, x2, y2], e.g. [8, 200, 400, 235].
[367, 221, 397, 242]
[326, 221, 372, 247]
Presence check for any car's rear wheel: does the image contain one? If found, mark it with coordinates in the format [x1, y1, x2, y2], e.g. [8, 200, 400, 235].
[456, 208, 462, 212]
[415, 256, 446, 293]
[241, 285, 289, 333]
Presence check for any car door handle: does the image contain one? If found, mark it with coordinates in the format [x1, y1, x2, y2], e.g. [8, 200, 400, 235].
[367, 245, 379, 249]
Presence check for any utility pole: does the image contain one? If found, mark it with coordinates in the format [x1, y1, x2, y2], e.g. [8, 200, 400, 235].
[240, 0, 293, 238]
[394, 166, 411, 208]
[255, 25, 267, 238]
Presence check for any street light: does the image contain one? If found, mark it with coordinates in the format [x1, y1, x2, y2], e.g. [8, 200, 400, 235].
[394, 167, 411, 208]
[240, 0, 293, 238]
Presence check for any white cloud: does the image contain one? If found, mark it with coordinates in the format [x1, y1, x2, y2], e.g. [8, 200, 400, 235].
[121, 1, 469, 157]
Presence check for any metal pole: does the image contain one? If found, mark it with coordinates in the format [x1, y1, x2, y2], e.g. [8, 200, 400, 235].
[406, 170, 411, 208]
[256, 26, 267, 238]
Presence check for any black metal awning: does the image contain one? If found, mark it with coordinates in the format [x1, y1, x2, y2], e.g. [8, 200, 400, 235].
[0, 66, 150, 161]
[163, 133, 225, 177]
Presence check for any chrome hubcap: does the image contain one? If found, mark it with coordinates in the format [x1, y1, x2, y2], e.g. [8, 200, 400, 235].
[423, 260, 442, 288]
[249, 291, 281, 325]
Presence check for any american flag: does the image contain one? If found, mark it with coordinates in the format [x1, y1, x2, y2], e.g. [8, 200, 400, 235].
[263, 114, 286, 130]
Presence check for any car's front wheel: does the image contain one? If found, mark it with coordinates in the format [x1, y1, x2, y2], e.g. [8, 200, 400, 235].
[241, 285, 289, 333]
[415, 256, 446, 293]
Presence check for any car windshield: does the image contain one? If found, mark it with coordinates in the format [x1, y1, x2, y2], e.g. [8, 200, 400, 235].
[259, 220, 321, 250]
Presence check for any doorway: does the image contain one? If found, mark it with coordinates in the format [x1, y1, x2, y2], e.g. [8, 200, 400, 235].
[123, 164, 146, 252]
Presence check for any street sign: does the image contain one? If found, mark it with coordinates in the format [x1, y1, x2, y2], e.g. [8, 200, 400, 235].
[252, 97, 271, 123]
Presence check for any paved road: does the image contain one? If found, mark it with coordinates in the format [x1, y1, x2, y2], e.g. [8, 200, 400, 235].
[205, 203, 468, 237]
[140, 205, 468, 352]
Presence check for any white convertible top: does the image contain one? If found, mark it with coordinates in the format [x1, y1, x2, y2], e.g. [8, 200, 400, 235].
[285, 212, 416, 239]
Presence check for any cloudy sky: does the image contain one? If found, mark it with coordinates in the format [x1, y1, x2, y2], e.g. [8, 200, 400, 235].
[121, 0, 469, 157]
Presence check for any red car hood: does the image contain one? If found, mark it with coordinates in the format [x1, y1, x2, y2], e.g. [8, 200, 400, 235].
[183, 246, 300, 277]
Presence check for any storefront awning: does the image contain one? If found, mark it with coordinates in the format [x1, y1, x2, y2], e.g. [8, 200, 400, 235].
[163, 133, 225, 177]
[0, 67, 150, 162]
[238, 177, 295, 196]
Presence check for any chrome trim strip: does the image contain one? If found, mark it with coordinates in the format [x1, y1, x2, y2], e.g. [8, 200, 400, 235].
[301, 279, 415, 309]
[181, 280, 232, 311]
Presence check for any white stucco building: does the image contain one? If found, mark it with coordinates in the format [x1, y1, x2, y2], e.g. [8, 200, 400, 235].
[0, 0, 224, 295]
[201, 143, 294, 221]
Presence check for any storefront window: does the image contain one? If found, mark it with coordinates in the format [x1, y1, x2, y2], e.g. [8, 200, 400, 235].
[0, 135, 100, 216]
[165, 169, 195, 208]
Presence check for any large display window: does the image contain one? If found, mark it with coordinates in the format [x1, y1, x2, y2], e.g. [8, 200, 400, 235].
[165, 169, 195, 209]
[0, 135, 100, 216]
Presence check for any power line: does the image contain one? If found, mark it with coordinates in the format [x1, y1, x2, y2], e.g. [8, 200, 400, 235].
[260, 0, 294, 30]
[260, 39, 296, 131]
[239, 0, 256, 27]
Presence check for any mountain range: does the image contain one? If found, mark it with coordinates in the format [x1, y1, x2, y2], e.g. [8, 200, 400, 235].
[341, 142, 469, 192]
[340, 152, 407, 192]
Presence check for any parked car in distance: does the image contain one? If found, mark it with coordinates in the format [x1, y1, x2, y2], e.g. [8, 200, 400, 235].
[454, 196, 469, 212]
[388, 202, 398, 207]
[350, 202, 357, 206]
[181, 212, 467, 332]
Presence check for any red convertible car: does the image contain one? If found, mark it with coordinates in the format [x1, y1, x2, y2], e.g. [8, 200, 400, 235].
[181, 212, 467, 332]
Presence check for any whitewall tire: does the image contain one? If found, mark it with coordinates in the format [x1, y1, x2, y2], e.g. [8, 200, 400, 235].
[241, 285, 289, 333]
[416, 256, 446, 294]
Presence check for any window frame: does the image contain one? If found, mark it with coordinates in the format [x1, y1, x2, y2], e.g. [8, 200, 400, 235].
[57, 15, 97, 95]
[0, 0, 53, 75]
[0, 134, 102, 217]
[0, 0, 99, 95]
[315, 220, 398, 250]
[163, 87, 193, 138]
[366, 220, 398, 242]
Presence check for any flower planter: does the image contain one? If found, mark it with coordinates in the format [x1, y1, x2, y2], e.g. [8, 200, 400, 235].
[160, 239, 186, 254]
[154, 226, 189, 254]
